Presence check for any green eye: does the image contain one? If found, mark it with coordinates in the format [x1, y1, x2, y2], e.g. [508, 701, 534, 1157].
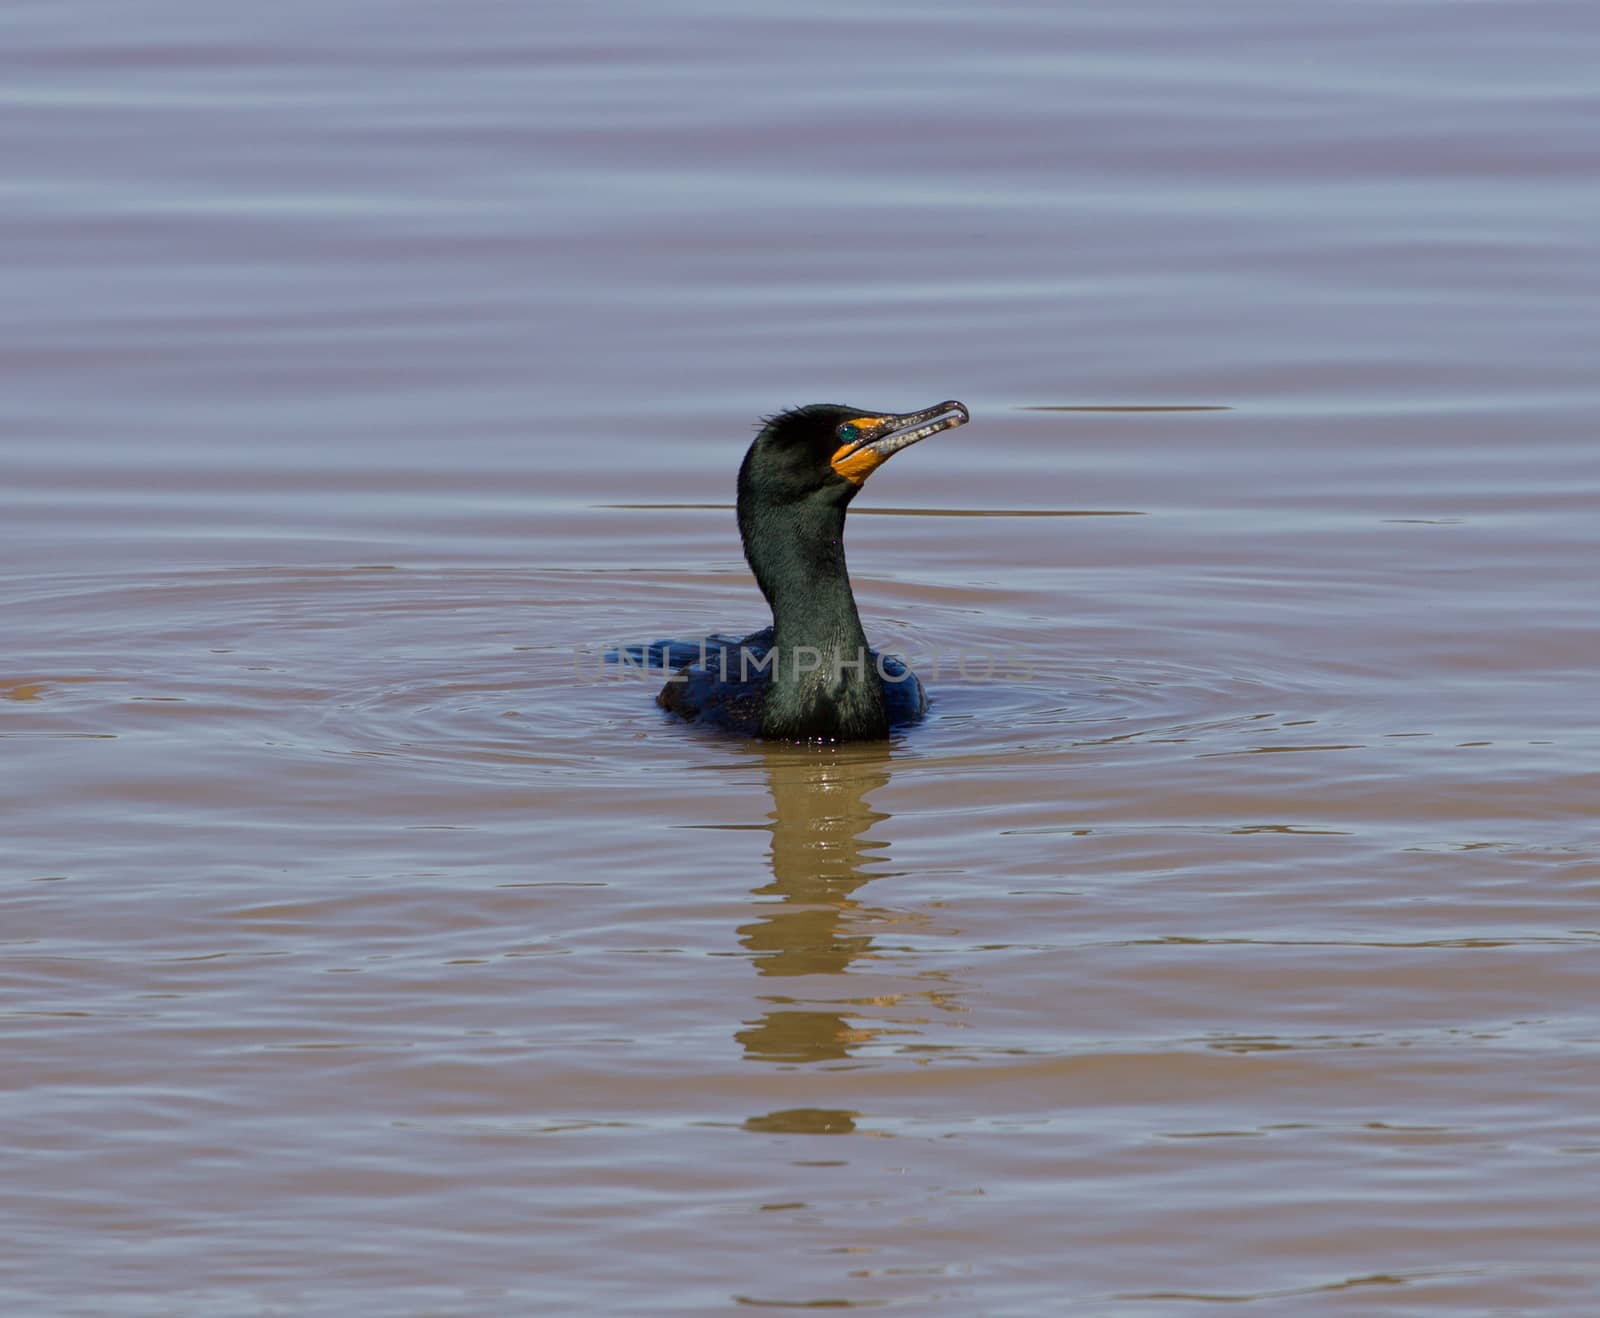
[838, 424, 860, 444]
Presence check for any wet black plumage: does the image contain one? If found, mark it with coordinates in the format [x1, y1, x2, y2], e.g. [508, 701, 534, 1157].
[637, 400, 968, 741]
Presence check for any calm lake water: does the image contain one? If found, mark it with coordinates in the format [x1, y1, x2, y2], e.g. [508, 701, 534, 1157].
[5, 1, 1599, 1313]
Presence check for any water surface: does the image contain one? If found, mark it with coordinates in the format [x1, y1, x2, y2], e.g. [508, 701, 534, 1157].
[5, 1, 1599, 1313]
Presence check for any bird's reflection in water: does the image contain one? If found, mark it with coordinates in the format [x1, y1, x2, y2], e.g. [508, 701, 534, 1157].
[743, 1107, 858, 1136]
[734, 741, 905, 1069]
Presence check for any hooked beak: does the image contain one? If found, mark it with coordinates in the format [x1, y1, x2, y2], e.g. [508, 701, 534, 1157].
[830, 400, 969, 486]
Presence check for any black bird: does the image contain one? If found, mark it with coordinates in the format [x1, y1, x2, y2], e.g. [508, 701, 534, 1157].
[646, 399, 970, 741]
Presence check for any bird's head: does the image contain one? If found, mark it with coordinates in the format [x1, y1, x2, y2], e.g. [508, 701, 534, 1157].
[738, 400, 969, 513]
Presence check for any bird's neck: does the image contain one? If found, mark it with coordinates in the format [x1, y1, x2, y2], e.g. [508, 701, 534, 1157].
[742, 502, 888, 740]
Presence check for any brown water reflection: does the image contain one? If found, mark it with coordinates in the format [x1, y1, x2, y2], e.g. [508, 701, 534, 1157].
[738, 745, 897, 1064]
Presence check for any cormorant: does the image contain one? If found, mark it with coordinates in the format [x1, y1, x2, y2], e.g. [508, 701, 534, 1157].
[647, 399, 969, 741]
